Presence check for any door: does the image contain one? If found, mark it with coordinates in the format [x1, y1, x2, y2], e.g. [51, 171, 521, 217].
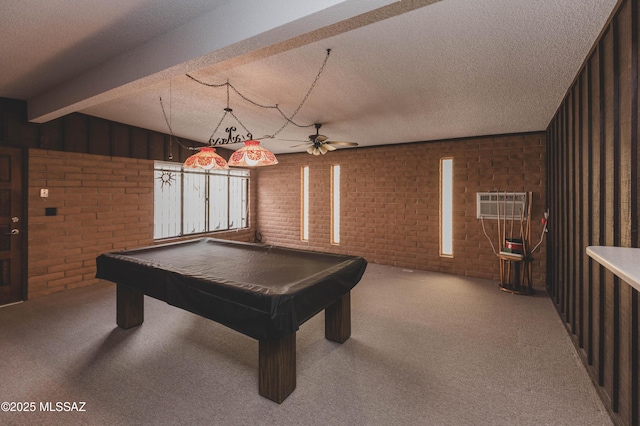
[0, 146, 24, 305]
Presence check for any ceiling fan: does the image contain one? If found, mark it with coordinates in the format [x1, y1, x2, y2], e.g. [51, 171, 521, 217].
[290, 123, 358, 155]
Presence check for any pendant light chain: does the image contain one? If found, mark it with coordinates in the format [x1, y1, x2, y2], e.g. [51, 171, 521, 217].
[161, 47, 332, 164]
[267, 48, 331, 139]
[185, 48, 332, 139]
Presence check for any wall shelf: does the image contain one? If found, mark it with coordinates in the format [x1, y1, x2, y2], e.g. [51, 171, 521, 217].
[586, 246, 640, 293]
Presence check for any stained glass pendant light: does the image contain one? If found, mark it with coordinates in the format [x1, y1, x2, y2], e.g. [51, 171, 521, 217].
[228, 140, 278, 167]
[183, 147, 229, 169]
[161, 49, 333, 168]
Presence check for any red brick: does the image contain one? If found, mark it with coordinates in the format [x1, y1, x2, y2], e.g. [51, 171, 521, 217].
[257, 133, 546, 285]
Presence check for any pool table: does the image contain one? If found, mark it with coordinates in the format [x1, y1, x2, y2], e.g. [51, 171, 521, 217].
[95, 238, 367, 403]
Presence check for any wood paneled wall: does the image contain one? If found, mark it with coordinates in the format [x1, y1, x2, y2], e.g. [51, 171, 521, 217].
[546, 1, 639, 424]
[0, 97, 233, 164]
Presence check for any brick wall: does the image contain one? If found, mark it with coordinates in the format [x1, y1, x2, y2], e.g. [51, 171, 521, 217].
[27, 149, 256, 299]
[25, 133, 544, 298]
[256, 132, 547, 285]
[27, 150, 155, 298]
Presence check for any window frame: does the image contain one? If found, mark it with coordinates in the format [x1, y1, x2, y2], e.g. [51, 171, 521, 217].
[331, 164, 341, 245]
[153, 161, 249, 240]
[301, 165, 310, 241]
[440, 157, 454, 257]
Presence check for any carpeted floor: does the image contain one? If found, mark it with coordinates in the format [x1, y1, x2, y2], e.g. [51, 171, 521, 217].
[0, 264, 612, 425]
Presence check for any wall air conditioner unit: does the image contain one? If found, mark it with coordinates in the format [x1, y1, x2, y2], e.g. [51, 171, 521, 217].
[476, 192, 528, 220]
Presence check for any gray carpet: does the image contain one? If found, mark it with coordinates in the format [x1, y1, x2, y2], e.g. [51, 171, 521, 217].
[0, 264, 611, 425]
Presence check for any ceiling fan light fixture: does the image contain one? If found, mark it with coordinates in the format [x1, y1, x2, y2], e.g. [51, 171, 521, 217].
[299, 122, 356, 155]
[183, 147, 229, 170]
[228, 140, 278, 167]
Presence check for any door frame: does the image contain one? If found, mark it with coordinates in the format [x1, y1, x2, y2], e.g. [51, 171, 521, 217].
[19, 146, 27, 301]
[0, 145, 28, 304]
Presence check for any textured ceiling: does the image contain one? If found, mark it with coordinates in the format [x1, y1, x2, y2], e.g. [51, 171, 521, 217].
[0, 0, 618, 155]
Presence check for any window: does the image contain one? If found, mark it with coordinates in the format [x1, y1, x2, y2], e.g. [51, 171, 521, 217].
[301, 166, 309, 241]
[331, 165, 341, 244]
[154, 161, 249, 239]
[440, 158, 453, 257]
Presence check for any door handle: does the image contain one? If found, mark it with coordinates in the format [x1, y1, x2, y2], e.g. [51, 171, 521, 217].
[6, 229, 19, 235]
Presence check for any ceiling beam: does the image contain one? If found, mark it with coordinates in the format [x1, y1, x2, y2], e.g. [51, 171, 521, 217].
[27, 0, 401, 123]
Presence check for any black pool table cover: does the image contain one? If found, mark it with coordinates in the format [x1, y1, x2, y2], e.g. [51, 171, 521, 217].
[96, 238, 367, 341]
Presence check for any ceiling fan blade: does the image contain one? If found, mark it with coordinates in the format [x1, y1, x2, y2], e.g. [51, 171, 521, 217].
[326, 141, 358, 147]
[280, 138, 308, 143]
[290, 143, 311, 148]
[314, 135, 328, 143]
[324, 143, 337, 152]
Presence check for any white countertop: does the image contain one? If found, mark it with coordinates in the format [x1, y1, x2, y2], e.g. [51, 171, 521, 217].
[586, 246, 640, 292]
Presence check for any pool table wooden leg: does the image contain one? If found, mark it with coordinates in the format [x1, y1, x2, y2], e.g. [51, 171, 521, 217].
[325, 291, 351, 343]
[259, 333, 296, 403]
[116, 283, 144, 329]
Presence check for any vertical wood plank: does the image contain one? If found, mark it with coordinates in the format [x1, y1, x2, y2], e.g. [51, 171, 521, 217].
[111, 122, 131, 158]
[633, 290, 639, 426]
[612, 14, 622, 413]
[633, 0, 640, 250]
[598, 36, 607, 387]
[149, 132, 167, 161]
[587, 56, 596, 366]
[88, 116, 111, 156]
[578, 70, 585, 349]
[64, 113, 89, 153]
[40, 119, 64, 151]
[632, 2, 640, 424]
[562, 97, 573, 320]
[590, 48, 603, 373]
[603, 26, 616, 402]
[616, 5, 636, 421]
[561, 100, 569, 315]
[131, 127, 149, 159]
[546, 124, 552, 295]
[568, 87, 581, 334]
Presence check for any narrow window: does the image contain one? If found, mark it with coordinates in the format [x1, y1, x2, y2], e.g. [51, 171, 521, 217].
[440, 158, 453, 256]
[331, 165, 341, 244]
[301, 166, 309, 241]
